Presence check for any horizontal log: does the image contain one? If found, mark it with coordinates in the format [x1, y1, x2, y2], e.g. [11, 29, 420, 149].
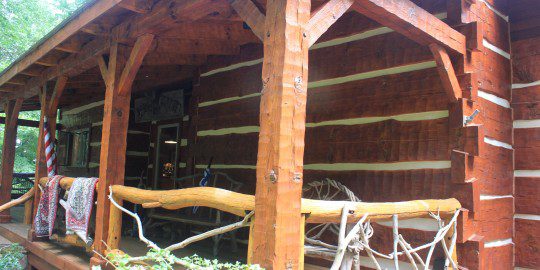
[515, 177, 540, 215]
[473, 198, 514, 241]
[482, 243, 513, 270]
[515, 218, 540, 268]
[109, 185, 461, 223]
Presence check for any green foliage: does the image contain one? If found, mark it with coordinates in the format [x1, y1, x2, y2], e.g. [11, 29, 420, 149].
[0, 0, 88, 72]
[0, 244, 25, 270]
[1, 0, 90, 173]
[99, 248, 264, 270]
[0, 111, 40, 173]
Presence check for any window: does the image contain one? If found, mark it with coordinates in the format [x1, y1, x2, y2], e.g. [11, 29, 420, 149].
[58, 128, 90, 167]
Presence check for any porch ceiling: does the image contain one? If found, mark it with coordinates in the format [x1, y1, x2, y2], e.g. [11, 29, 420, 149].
[0, 0, 460, 111]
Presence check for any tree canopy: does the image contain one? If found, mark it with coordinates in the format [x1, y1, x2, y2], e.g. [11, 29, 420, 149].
[0, 0, 88, 72]
[1, 0, 88, 173]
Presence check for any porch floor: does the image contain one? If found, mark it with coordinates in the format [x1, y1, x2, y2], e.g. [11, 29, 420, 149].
[0, 206, 248, 270]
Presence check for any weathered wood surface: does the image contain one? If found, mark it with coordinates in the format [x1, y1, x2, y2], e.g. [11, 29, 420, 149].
[93, 37, 151, 258]
[511, 7, 540, 268]
[350, 0, 466, 55]
[0, 0, 123, 88]
[109, 185, 461, 223]
[0, 98, 23, 222]
[250, 0, 311, 268]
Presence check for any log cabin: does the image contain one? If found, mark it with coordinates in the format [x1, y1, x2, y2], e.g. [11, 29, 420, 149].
[0, 0, 538, 269]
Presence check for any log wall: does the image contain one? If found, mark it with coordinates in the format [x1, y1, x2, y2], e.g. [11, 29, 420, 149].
[52, 0, 521, 268]
[510, 0, 540, 268]
[57, 99, 150, 185]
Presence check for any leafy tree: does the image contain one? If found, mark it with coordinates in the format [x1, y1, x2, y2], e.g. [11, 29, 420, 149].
[0, 0, 88, 71]
[1, 0, 88, 173]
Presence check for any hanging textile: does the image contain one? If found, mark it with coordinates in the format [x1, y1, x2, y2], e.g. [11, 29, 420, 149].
[34, 175, 64, 237]
[65, 177, 98, 238]
[43, 116, 57, 177]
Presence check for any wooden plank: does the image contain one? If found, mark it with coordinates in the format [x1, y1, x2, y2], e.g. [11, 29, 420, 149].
[515, 218, 540, 268]
[306, 0, 354, 47]
[118, 33, 154, 96]
[11, 37, 111, 100]
[351, 0, 466, 55]
[0, 0, 123, 88]
[0, 98, 23, 222]
[483, 244, 514, 270]
[152, 38, 240, 55]
[0, 117, 61, 129]
[429, 43, 462, 102]
[230, 0, 265, 41]
[515, 128, 540, 170]
[251, 0, 311, 268]
[29, 88, 49, 237]
[113, 0, 227, 40]
[118, 0, 151, 13]
[515, 177, 540, 215]
[47, 76, 68, 115]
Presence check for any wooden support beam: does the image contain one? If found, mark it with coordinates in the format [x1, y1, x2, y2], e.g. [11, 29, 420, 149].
[429, 43, 462, 102]
[251, 0, 311, 269]
[306, 0, 354, 47]
[158, 21, 259, 44]
[0, 117, 62, 129]
[142, 53, 207, 66]
[81, 23, 111, 36]
[118, 34, 154, 96]
[55, 36, 85, 53]
[152, 38, 240, 55]
[10, 37, 110, 100]
[92, 38, 150, 264]
[48, 76, 68, 115]
[28, 88, 48, 232]
[113, 0, 227, 40]
[118, 0, 151, 13]
[351, 0, 466, 55]
[5, 77, 27, 86]
[35, 54, 60, 67]
[230, 0, 266, 41]
[19, 66, 44, 77]
[0, 98, 23, 223]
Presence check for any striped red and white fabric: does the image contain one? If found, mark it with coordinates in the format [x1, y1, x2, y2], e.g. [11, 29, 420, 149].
[43, 116, 56, 177]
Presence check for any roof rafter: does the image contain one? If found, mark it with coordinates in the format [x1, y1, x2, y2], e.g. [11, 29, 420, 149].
[0, 0, 125, 88]
[351, 0, 466, 55]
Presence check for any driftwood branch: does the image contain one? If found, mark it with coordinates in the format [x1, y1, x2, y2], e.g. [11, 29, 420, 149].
[165, 211, 254, 251]
[0, 187, 34, 212]
[109, 186, 159, 250]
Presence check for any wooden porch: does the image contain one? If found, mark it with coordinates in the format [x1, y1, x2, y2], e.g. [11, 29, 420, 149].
[0, 0, 526, 269]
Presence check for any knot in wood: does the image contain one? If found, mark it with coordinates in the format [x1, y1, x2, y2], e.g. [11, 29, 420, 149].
[116, 109, 123, 117]
[293, 172, 302, 183]
[286, 261, 293, 270]
[294, 76, 303, 92]
[269, 169, 277, 183]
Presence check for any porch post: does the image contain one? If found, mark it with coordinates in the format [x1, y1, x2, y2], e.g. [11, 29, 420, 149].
[92, 34, 154, 262]
[251, 0, 311, 269]
[27, 76, 68, 228]
[29, 88, 50, 232]
[0, 98, 23, 222]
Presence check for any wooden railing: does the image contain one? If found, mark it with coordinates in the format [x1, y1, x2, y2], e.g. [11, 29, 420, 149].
[33, 177, 462, 268]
